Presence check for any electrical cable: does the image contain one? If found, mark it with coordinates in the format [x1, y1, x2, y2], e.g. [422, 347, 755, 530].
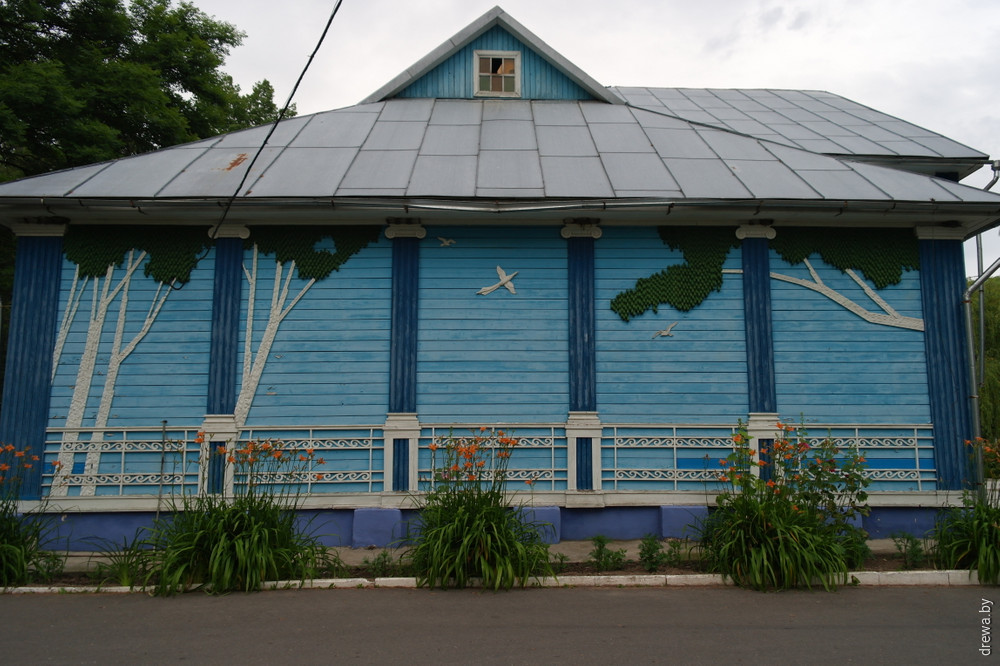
[206, 0, 346, 242]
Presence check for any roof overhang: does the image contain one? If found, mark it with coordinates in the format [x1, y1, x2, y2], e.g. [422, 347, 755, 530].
[4, 196, 998, 239]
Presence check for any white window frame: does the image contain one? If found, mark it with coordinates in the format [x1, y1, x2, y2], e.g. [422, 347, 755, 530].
[473, 50, 521, 98]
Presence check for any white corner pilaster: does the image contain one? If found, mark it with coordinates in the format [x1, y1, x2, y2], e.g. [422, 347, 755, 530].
[566, 411, 602, 491]
[384, 413, 421, 491]
[745, 412, 780, 478]
[200, 414, 239, 493]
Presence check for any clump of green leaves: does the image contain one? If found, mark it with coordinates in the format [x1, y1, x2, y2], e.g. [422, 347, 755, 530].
[142, 438, 340, 596]
[405, 428, 553, 590]
[934, 486, 1000, 585]
[588, 535, 628, 572]
[638, 534, 683, 572]
[890, 531, 928, 570]
[696, 421, 870, 591]
[0, 444, 63, 587]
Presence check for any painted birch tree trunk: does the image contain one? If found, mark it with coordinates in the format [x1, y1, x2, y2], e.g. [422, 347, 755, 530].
[233, 246, 315, 426]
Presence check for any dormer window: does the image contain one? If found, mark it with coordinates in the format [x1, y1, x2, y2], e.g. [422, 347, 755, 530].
[475, 50, 520, 97]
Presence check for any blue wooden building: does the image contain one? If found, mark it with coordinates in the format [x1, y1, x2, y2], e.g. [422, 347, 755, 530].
[2, 6, 999, 545]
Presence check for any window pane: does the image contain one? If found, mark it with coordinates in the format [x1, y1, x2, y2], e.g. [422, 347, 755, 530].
[491, 75, 503, 92]
[479, 57, 491, 74]
[501, 58, 515, 75]
[491, 57, 502, 74]
[503, 76, 515, 93]
[479, 75, 491, 91]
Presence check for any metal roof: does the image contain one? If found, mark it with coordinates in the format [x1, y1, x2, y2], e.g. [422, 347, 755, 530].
[1, 99, 995, 206]
[0, 5, 998, 236]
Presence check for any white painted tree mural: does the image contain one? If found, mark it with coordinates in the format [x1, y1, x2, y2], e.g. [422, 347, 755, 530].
[611, 227, 923, 331]
[51, 227, 208, 495]
[233, 226, 381, 426]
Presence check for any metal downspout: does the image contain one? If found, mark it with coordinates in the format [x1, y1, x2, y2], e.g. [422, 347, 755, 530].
[966, 160, 1000, 494]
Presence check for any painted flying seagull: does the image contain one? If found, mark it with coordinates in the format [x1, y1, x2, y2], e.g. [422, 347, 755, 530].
[652, 322, 678, 338]
[478, 265, 518, 295]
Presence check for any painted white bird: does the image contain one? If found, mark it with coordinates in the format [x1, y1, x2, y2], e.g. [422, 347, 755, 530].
[438, 237, 455, 247]
[652, 322, 678, 338]
[477, 265, 518, 295]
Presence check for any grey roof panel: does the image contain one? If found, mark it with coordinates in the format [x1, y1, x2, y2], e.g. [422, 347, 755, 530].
[481, 120, 537, 150]
[290, 110, 378, 148]
[764, 144, 851, 171]
[849, 162, 961, 201]
[726, 160, 819, 199]
[420, 124, 481, 155]
[483, 100, 533, 121]
[70, 147, 210, 197]
[429, 100, 483, 125]
[361, 121, 428, 151]
[663, 158, 753, 198]
[407, 155, 477, 195]
[602, 152, 678, 193]
[157, 147, 283, 197]
[213, 116, 310, 148]
[337, 150, 419, 191]
[540, 156, 614, 196]
[698, 130, 774, 160]
[580, 104, 638, 124]
[243, 147, 357, 197]
[531, 101, 586, 126]
[0, 162, 111, 197]
[628, 108, 691, 130]
[589, 123, 656, 153]
[379, 99, 434, 122]
[795, 169, 890, 200]
[536, 125, 598, 156]
[477, 150, 543, 189]
[645, 128, 717, 158]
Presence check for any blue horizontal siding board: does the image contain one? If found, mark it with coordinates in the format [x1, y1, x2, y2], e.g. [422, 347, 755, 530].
[0, 236, 62, 498]
[397, 26, 594, 101]
[919, 239, 973, 489]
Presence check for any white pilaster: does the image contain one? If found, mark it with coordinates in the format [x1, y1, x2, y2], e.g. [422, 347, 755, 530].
[384, 413, 421, 491]
[566, 411, 602, 491]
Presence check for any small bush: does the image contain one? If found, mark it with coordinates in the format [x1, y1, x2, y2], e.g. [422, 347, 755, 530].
[588, 535, 628, 572]
[638, 534, 675, 572]
[934, 495, 1000, 585]
[696, 421, 870, 591]
[406, 428, 553, 590]
[890, 531, 928, 570]
[0, 444, 63, 587]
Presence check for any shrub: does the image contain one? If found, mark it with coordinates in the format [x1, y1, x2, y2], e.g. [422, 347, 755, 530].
[142, 437, 339, 595]
[934, 490, 1000, 585]
[588, 534, 628, 572]
[0, 444, 63, 587]
[696, 421, 870, 591]
[406, 428, 553, 590]
[890, 531, 928, 570]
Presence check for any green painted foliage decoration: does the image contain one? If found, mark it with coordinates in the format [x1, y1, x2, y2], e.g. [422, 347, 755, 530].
[769, 228, 919, 289]
[610, 227, 740, 321]
[64, 225, 210, 284]
[247, 226, 382, 280]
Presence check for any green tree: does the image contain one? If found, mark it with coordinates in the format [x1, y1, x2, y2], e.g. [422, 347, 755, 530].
[0, 0, 294, 406]
[0, 0, 292, 179]
[971, 278, 1000, 440]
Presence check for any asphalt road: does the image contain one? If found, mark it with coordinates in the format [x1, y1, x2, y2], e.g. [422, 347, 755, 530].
[0, 586, 992, 664]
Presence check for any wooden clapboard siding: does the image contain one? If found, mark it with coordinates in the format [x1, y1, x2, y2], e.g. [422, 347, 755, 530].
[396, 25, 594, 101]
[417, 226, 568, 422]
[239, 239, 392, 426]
[595, 227, 749, 422]
[771, 253, 930, 423]
[48, 253, 214, 428]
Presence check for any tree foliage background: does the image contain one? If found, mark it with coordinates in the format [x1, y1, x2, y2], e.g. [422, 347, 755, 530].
[972, 278, 1000, 440]
[0, 0, 293, 406]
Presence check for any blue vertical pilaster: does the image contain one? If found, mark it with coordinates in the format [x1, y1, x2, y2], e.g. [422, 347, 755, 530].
[207, 238, 242, 415]
[568, 237, 596, 412]
[392, 438, 409, 491]
[0, 235, 63, 499]
[919, 238, 974, 489]
[389, 237, 419, 414]
[575, 437, 593, 490]
[206, 238, 242, 493]
[742, 237, 776, 413]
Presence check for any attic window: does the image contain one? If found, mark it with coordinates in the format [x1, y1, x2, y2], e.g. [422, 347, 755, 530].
[475, 50, 520, 97]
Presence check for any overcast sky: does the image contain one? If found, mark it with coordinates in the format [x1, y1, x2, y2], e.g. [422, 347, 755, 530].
[193, 0, 1000, 272]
